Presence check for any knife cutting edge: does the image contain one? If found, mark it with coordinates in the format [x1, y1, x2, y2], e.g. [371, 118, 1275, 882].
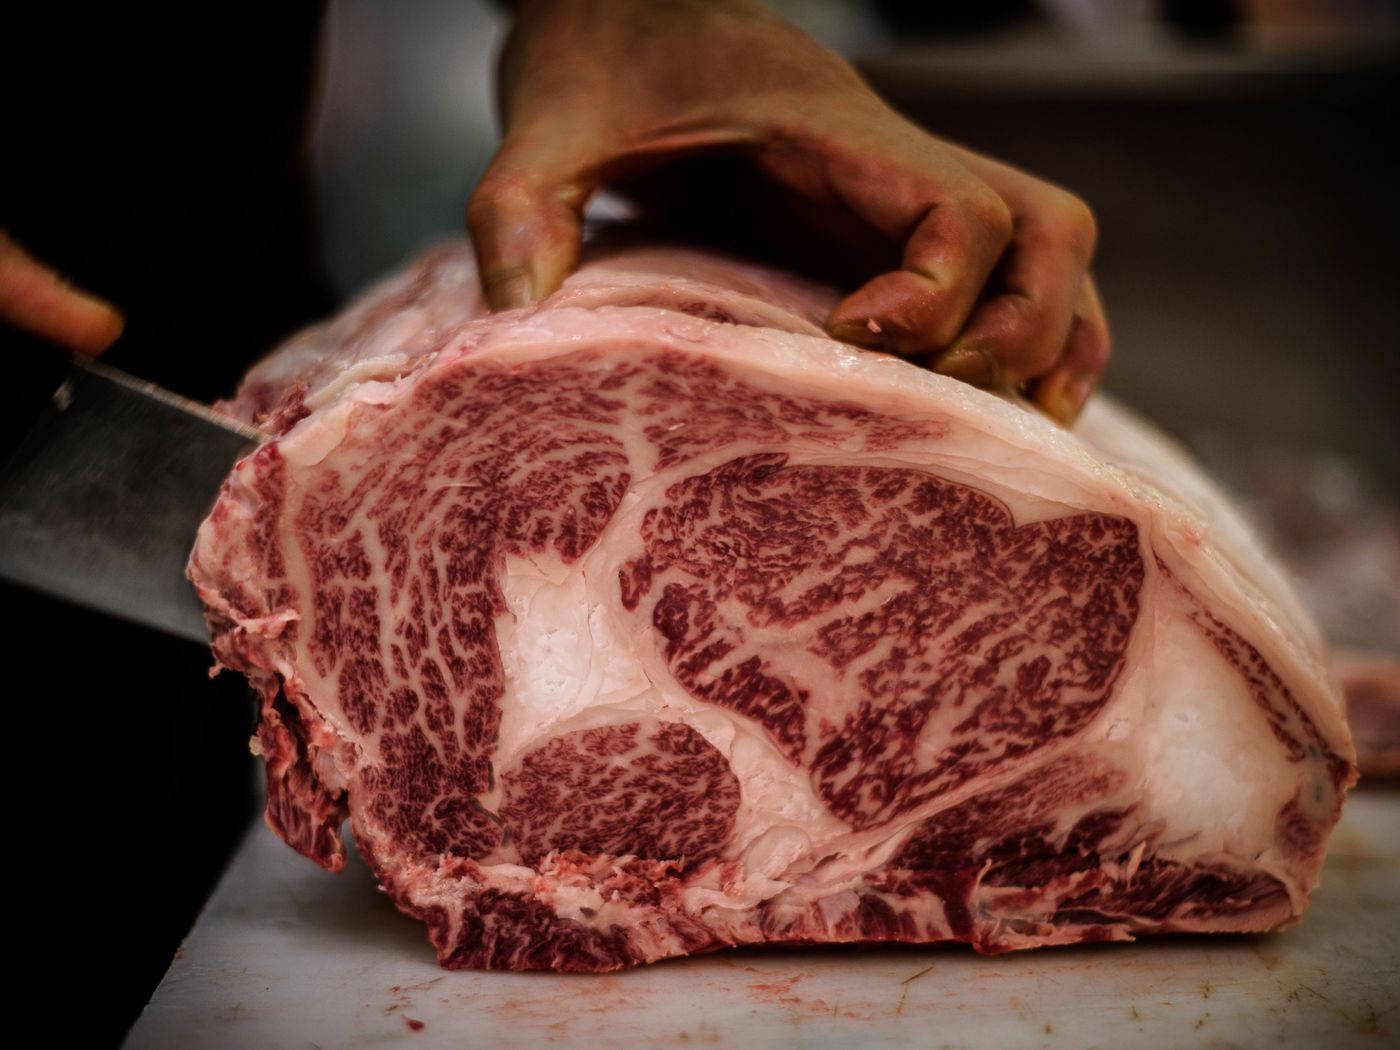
[0, 354, 261, 642]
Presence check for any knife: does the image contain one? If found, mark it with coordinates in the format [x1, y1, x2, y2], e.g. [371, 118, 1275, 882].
[0, 352, 260, 642]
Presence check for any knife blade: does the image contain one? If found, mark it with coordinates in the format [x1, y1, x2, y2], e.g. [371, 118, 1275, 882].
[0, 355, 260, 642]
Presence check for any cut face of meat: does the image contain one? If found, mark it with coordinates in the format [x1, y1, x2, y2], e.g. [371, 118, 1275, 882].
[191, 241, 1355, 971]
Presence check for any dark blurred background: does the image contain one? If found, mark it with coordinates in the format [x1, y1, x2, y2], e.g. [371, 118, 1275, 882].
[5, 1, 1398, 1045]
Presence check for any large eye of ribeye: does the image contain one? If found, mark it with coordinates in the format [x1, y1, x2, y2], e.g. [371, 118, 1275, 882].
[619, 453, 1144, 830]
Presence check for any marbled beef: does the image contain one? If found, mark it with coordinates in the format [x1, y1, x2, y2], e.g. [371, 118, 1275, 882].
[190, 243, 1355, 970]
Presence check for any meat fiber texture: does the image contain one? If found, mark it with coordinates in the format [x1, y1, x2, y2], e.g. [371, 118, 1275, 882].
[191, 241, 1356, 972]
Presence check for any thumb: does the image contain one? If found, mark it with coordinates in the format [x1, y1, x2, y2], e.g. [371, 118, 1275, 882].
[466, 138, 594, 311]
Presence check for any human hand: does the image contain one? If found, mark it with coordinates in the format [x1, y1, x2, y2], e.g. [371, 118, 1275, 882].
[0, 229, 124, 356]
[468, 0, 1108, 424]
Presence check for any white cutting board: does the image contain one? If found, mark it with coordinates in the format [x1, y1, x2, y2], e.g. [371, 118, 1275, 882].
[126, 787, 1400, 1050]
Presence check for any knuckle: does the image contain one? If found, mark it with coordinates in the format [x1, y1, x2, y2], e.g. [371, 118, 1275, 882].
[1003, 320, 1065, 381]
[880, 277, 955, 351]
[1056, 307, 1112, 376]
[1022, 338, 1065, 379]
[464, 187, 496, 234]
[466, 168, 539, 232]
[912, 285, 967, 349]
[1082, 319, 1112, 370]
[1049, 190, 1099, 260]
[964, 186, 1015, 247]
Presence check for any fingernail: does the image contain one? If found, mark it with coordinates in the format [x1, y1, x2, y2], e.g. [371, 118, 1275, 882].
[829, 318, 892, 353]
[484, 268, 534, 311]
[1042, 372, 1096, 425]
[931, 346, 1000, 388]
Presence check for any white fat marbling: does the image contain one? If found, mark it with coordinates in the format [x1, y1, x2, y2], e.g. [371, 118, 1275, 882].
[1134, 583, 1301, 861]
[490, 547, 850, 874]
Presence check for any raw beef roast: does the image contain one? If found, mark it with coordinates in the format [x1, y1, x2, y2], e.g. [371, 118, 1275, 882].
[191, 242, 1356, 970]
